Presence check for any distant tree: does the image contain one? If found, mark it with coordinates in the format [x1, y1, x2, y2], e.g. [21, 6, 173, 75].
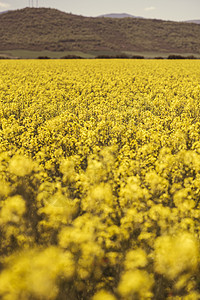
[95, 53, 130, 59]
[37, 56, 50, 59]
[186, 55, 197, 59]
[168, 55, 185, 59]
[61, 55, 83, 59]
[131, 55, 144, 59]
[115, 53, 130, 58]
[95, 55, 113, 59]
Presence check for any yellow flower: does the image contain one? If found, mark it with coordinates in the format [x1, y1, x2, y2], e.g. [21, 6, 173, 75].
[9, 155, 34, 176]
[118, 270, 154, 299]
[154, 232, 198, 280]
[92, 290, 116, 300]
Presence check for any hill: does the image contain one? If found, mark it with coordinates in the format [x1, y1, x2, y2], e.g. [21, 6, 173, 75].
[0, 7, 200, 57]
[186, 20, 200, 24]
[97, 13, 143, 19]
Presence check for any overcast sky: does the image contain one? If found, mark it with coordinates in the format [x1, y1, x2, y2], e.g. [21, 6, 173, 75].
[0, 0, 200, 21]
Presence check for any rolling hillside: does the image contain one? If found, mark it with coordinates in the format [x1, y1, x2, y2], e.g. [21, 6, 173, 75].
[0, 7, 200, 56]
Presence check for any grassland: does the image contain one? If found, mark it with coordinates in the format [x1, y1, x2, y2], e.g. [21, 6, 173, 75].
[0, 49, 199, 60]
[0, 50, 93, 59]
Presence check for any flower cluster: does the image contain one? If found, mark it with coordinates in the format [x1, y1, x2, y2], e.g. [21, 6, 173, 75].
[0, 59, 200, 299]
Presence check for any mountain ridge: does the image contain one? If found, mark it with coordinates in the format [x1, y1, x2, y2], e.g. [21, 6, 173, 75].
[185, 20, 200, 24]
[98, 13, 200, 24]
[0, 8, 199, 23]
[97, 13, 143, 19]
[0, 7, 200, 56]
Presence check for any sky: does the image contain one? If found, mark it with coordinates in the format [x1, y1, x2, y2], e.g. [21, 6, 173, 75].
[0, 0, 200, 21]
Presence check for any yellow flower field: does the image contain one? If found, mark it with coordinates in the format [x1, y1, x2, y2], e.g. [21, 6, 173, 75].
[1, 59, 200, 299]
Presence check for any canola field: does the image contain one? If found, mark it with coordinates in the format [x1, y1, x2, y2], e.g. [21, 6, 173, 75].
[1, 59, 200, 300]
